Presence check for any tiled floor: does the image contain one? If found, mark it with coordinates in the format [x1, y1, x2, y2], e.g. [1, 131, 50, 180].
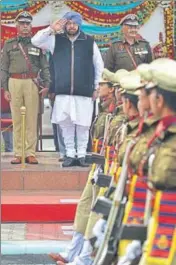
[1, 254, 56, 265]
[1, 223, 72, 257]
[1, 223, 73, 241]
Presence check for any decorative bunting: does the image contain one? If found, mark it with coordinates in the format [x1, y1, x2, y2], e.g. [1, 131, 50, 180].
[65, 1, 157, 25]
[1, 1, 47, 23]
[1, 0, 175, 58]
[163, 1, 174, 58]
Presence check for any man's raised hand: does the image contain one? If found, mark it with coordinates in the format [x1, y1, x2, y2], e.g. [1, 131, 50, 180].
[50, 19, 67, 33]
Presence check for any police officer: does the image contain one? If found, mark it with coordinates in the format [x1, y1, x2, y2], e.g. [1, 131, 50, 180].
[91, 77, 116, 140]
[1, 11, 50, 164]
[104, 14, 153, 72]
[136, 59, 176, 265]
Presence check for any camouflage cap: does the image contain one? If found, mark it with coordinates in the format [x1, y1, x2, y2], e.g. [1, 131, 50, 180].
[120, 14, 139, 26]
[138, 58, 176, 92]
[15, 11, 33, 23]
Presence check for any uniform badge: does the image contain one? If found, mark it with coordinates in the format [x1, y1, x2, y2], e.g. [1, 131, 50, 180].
[156, 235, 169, 250]
[23, 11, 28, 17]
[117, 43, 124, 51]
[28, 47, 40, 56]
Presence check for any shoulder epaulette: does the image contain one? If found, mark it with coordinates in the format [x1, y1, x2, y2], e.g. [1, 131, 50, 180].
[138, 38, 150, 44]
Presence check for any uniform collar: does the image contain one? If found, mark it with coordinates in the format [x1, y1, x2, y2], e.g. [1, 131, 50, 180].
[17, 36, 31, 44]
[128, 116, 139, 131]
[120, 35, 139, 45]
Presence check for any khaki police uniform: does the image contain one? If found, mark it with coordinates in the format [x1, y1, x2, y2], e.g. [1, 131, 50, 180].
[92, 97, 116, 140]
[137, 58, 176, 265]
[84, 71, 131, 239]
[129, 116, 159, 173]
[74, 78, 115, 235]
[116, 72, 142, 165]
[104, 14, 153, 72]
[1, 11, 50, 160]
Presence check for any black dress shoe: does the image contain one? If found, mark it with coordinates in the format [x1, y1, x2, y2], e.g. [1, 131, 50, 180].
[62, 157, 76, 167]
[77, 157, 89, 167]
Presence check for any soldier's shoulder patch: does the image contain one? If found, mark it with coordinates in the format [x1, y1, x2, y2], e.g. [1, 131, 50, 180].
[113, 41, 124, 50]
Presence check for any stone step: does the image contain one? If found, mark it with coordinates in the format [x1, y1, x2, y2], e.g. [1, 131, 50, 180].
[2, 152, 89, 191]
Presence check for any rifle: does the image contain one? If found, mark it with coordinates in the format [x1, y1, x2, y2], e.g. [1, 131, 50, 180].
[92, 139, 136, 265]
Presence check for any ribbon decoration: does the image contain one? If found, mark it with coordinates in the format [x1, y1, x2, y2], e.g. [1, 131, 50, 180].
[1, 1, 47, 23]
[163, 1, 174, 58]
[65, 1, 158, 25]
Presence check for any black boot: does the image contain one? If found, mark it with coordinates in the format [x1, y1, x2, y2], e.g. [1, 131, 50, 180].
[62, 157, 76, 167]
[77, 157, 89, 167]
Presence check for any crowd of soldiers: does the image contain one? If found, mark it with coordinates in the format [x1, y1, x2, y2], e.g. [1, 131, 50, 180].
[87, 58, 176, 265]
[50, 58, 176, 265]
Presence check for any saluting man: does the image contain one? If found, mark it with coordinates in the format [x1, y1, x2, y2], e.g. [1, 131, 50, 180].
[31, 11, 104, 167]
[1, 11, 50, 164]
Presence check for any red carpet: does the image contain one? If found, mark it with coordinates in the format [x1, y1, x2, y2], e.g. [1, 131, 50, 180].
[2, 193, 80, 222]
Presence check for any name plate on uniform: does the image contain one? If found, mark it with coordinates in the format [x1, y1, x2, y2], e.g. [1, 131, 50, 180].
[28, 47, 40, 56]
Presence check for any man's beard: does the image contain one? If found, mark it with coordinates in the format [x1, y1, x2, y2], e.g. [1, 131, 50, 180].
[65, 28, 79, 37]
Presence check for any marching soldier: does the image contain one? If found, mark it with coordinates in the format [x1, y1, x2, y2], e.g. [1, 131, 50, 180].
[104, 14, 152, 72]
[117, 59, 176, 265]
[49, 71, 127, 265]
[91, 78, 116, 140]
[136, 58, 176, 265]
[49, 76, 116, 265]
[1, 11, 50, 164]
[117, 72, 140, 165]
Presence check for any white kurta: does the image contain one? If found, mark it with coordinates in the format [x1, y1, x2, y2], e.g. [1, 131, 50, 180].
[31, 27, 104, 126]
[51, 95, 93, 127]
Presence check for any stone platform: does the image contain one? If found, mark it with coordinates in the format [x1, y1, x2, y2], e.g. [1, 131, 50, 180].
[2, 152, 89, 222]
[2, 152, 89, 191]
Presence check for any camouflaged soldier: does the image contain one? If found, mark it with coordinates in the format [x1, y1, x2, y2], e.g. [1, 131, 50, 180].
[1, 11, 50, 164]
[104, 14, 152, 72]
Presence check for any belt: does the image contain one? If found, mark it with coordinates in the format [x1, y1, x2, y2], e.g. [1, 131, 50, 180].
[10, 73, 38, 79]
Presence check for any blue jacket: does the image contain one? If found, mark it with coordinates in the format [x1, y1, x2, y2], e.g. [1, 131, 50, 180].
[49, 31, 95, 97]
